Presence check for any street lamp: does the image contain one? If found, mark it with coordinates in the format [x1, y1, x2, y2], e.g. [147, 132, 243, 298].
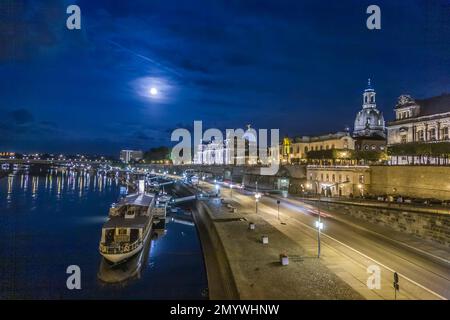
[358, 183, 364, 196]
[315, 192, 324, 258]
[215, 184, 220, 197]
[230, 174, 233, 199]
[255, 192, 261, 213]
[277, 200, 281, 221]
[254, 180, 261, 213]
[315, 214, 324, 258]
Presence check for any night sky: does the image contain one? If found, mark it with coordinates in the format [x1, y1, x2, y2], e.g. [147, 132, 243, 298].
[1, 0, 449, 155]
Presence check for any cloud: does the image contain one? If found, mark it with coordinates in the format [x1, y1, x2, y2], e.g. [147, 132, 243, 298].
[130, 130, 154, 141]
[8, 108, 34, 124]
[0, 0, 62, 62]
[0, 108, 61, 145]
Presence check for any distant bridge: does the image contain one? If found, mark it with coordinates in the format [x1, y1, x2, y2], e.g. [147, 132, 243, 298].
[0, 158, 111, 167]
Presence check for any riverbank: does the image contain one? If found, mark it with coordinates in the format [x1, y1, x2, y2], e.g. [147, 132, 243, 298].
[175, 183, 239, 299]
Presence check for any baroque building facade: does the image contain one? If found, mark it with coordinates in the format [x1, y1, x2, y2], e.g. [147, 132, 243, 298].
[386, 93, 450, 164]
[281, 132, 354, 164]
[387, 94, 450, 144]
[193, 126, 266, 165]
[281, 79, 387, 164]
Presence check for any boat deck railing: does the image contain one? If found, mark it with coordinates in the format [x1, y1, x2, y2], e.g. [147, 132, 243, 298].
[99, 238, 142, 255]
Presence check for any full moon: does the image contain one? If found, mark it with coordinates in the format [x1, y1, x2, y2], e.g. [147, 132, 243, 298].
[150, 87, 158, 96]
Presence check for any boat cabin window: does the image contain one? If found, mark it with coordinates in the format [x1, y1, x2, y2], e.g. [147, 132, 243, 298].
[117, 228, 128, 235]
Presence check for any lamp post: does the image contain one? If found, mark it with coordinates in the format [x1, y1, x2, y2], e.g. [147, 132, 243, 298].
[230, 174, 233, 199]
[215, 183, 220, 197]
[315, 194, 324, 258]
[277, 200, 281, 221]
[315, 215, 324, 258]
[255, 181, 261, 213]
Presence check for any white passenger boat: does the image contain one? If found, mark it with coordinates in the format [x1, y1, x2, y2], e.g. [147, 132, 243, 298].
[99, 186, 155, 264]
[153, 193, 170, 219]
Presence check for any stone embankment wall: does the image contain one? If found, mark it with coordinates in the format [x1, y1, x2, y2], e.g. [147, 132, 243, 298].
[370, 166, 450, 200]
[145, 164, 450, 200]
[303, 199, 450, 247]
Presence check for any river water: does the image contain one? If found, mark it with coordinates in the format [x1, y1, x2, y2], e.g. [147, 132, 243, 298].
[0, 169, 208, 299]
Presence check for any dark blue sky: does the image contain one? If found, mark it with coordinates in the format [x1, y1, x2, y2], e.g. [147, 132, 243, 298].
[1, 0, 449, 155]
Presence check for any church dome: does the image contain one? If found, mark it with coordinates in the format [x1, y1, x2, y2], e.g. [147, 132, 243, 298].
[353, 79, 386, 138]
[354, 108, 385, 134]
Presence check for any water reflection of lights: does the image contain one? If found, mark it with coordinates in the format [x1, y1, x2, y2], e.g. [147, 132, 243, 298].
[7, 175, 14, 204]
[32, 176, 39, 199]
[57, 175, 62, 198]
[3, 170, 119, 203]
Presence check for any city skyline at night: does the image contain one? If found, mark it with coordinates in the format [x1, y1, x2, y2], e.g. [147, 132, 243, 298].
[1, 0, 450, 308]
[1, 0, 450, 155]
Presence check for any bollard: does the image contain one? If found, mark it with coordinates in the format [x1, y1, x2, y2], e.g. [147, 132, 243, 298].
[280, 254, 289, 266]
[261, 235, 269, 244]
[248, 222, 255, 230]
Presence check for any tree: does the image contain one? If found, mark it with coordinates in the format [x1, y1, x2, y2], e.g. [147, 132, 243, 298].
[143, 146, 171, 162]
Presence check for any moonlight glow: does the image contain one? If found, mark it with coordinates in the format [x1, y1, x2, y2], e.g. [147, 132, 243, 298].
[150, 87, 158, 96]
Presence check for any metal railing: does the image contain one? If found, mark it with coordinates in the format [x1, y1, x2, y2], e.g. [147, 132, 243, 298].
[99, 238, 142, 255]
